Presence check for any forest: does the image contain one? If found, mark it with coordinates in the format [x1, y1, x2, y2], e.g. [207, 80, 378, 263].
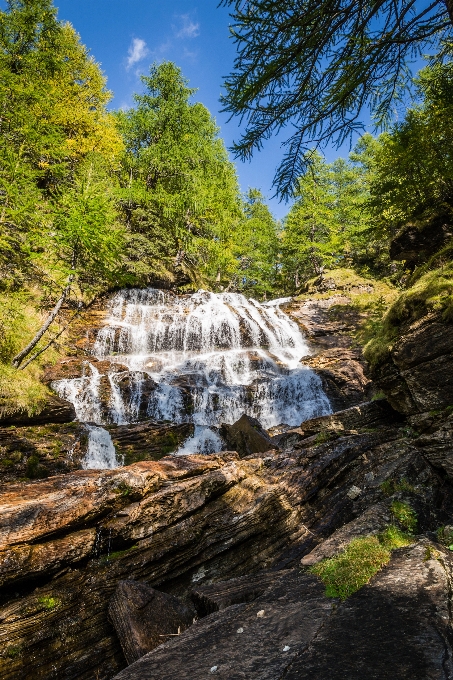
[1, 0, 453, 416]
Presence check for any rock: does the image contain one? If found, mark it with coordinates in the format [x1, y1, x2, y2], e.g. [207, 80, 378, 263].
[413, 413, 453, 479]
[373, 315, 453, 414]
[112, 539, 453, 680]
[43, 357, 128, 383]
[287, 540, 453, 680]
[191, 570, 282, 615]
[220, 414, 278, 457]
[0, 421, 88, 484]
[108, 580, 195, 664]
[389, 214, 453, 268]
[0, 528, 96, 587]
[286, 297, 375, 410]
[112, 570, 333, 680]
[0, 425, 450, 679]
[107, 421, 194, 464]
[300, 502, 392, 566]
[300, 399, 404, 436]
[0, 394, 76, 427]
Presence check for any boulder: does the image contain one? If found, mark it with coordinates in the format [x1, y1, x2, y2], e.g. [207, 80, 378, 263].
[287, 540, 453, 679]
[0, 394, 76, 427]
[112, 570, 333, 680]
[220, 414, 278, 457]
[113, 539, 453, 680]
[108, 580, 195, 664]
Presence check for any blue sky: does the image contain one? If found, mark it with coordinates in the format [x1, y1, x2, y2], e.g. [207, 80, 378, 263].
[53, 0, 305, 219]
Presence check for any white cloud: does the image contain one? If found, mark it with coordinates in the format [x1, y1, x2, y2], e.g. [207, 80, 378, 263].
[175, 14, 200, 39]
[126, 38, 149, 70]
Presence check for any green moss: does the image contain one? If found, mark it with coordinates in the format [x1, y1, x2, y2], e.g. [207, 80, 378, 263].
[25, 455, 48, 479]
[38, 596, 60, 610]
[101, 544, 138, 562]
[390, 500, 417, 533]
[5, 645, 22, 659]
[364, 264, 453, 367]
[380, 477, 416, 497]
[309, 526, 413, 600]
[114, 481, 133, 497]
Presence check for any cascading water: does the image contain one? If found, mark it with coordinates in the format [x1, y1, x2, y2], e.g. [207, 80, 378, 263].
[54, 289, 331, 467]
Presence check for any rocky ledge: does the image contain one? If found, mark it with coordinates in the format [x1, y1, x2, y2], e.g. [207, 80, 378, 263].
[1, 399, 453, 679]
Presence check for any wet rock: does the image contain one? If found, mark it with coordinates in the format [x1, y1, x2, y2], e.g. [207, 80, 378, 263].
[300, 399, 404, 436]
[112, 570, 333, 680]
[372, 315, 453, 414]
[0, 394, 76, 427]
[43, 357, 129, 383]
[107, 421, 194, 465]
[220, 414, 278, 457]
[108, 580, 195, 664]
[287, 297, 375, 410]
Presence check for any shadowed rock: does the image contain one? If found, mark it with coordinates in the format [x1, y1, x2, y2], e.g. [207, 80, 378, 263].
[0, 394, 76, 427]
[220, 414, 278, 457]
[112, 570, 333, 680]
[108, 580, 195, 664]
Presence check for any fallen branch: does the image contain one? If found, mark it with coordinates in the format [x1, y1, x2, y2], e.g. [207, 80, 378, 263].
[12, 276, 74, 368]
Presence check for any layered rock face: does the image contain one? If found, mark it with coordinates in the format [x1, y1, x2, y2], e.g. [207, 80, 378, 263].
[372, 313, 453, 414]
[285, 295, 375, 410]
[1, 398, 453, 679]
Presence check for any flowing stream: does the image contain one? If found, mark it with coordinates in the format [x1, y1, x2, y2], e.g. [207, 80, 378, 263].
[54, 289, 331, 467]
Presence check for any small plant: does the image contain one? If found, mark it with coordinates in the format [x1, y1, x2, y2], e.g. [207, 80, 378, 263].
[436, 525, 453, 550]
[114, 481, 133, 497]
[314, 431, 333, 444]
[38, 596, 60, 610]
[380, 477, 416, 497]
[390, 500, 417, 533]
[309, 526, 412, 600]
[5, 645, 22, 659]
[371, 391, 386, 401]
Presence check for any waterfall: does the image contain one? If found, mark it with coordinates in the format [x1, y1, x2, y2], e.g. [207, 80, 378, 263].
[54, 289, 331, 466]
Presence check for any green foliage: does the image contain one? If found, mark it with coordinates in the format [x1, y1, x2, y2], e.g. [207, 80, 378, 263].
[380, 478, 416, 497]
[220, 0, 452, 197]
[116, 62, 242, 289]
[390, 501, 417, 534]
[38, 595, 60, 610]
[281, 153, 374, 289]
[309, 527, 413, 600]
[232, 189, 281, 298]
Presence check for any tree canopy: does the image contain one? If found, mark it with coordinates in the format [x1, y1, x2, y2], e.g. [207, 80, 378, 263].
[221, 0, 453, 197]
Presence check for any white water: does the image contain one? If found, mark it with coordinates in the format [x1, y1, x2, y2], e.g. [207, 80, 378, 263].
[54, 289, 331, 465]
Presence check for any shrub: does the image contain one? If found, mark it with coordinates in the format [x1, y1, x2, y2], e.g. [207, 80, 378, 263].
[390, 500, 417, 533]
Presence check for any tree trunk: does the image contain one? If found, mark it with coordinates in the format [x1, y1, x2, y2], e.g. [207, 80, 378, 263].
[444, 0, 453, 24]
[12, 276, 73, 369]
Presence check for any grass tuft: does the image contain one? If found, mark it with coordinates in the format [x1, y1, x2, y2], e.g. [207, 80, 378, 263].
[309, 526, 413, 600]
